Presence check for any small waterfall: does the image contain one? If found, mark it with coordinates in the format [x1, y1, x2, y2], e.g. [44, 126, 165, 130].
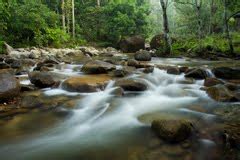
[206, 68, 215, 78]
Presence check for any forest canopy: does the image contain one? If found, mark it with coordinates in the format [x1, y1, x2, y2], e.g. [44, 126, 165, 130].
[0, 0, 239, 56]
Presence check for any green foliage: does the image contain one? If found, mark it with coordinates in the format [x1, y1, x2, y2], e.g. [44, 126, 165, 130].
[171, 33, 240, 56]
[44, 28, 70, 47]
[77, 2, 150, 46]
[8, 1, 59, 46]
[0, 40, 4, 54]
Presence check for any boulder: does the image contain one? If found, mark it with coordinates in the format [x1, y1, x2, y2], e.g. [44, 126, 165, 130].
[119, 35, 145, 53]
[115, 79, 147, 91]
[0, 70, 20, 101]
[29, 49, 41, 59]
[81, 60, 116, 74]
[127, 59, 139, 67]
[151, 119, 193, 143]
[150, 34, 164, 49]
[134, 50, 152, 61]
[143, 67, 154, 74]
[206, 84, 239, 102]
[212, 67, 240, 80]
[62, 75, 111, 92]
[20, 91, 72, 109]
[204, 78, 224, 87]
[28, 71, 59, 88]
[185, 68, 208, 80]
[10, 59, 22, 69]
[112, 69, 128, 77]
[167, 67, 180, 75]
[179, 66, 189, 73]
[78, 47, 99, 56]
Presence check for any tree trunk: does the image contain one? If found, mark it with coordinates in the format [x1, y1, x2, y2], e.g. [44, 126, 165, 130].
[223, 0, 234, 56]
[195, 0, 202, 40]
[97, 0, 100, 7]
[209, 0, 214, 34]
[160, 0, 171, 55]
[61, 0, 66, 32]
[72, 0, 75, 38]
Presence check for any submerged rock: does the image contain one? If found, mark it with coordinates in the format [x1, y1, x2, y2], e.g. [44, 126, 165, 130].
[185, 68, 208, 80]
[213, 104, 240, 149]
[81, 60, 116, 74]
[151, 119, 193, 143]
[0, 69, 20, 101]
[212, 67, 240, 80]
[119, 35, 145, 53]
[28, 71, 59, 88]
[115, 79, 147, 91]
[20, 91, 73, 109]
[62, 75, 111, 93]
[134, 50, 151, 61]
[206, 84, 239, 102]
[204, 78, 224, 87]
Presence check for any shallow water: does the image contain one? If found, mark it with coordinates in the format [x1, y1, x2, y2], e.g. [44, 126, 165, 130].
[0, 58, 239, 160]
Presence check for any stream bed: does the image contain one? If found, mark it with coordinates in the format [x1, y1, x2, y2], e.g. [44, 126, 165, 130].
[0, 57, 239, 160]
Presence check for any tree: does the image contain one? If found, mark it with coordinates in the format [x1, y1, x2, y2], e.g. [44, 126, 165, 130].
[160, 0, 172, 55]
[61, 0, 66, 32]
[97, 0, 100, 7]
[222, 0, 240, 56]
[175, 0, 203, 39]
[72, 0, 75, 38]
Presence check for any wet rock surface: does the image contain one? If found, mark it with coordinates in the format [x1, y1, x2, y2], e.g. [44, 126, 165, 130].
[212, 67, 240, 80]
[167, 67, 180, 75]
[62, 75, 111, 93]
[204, 77, 224, 87]
[81, 60, 116, 74]
[151, 119, 193, 143]
[115, 79, 148, 91]
[134, 50, 152, 61]
[185, 68, 208, 79]
[28, 71, 59, 88]
[206, 84, 239, 102]
[0, 70, 20, 101]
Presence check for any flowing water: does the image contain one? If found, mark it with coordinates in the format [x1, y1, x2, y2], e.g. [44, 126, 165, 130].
[0, 58, 239, 160]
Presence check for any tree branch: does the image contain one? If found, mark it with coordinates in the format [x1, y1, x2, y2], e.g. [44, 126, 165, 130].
[227, 11, 240, 22]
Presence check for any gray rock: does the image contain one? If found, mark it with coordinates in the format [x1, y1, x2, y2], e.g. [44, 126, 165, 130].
[115, 79, 147, 91]
[28, 71, 59, 88]
[134, 50, 151, 61]
[0, 70, 20, 101]
[119, 35, 145, 53]
[81, 60, 116, 74]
